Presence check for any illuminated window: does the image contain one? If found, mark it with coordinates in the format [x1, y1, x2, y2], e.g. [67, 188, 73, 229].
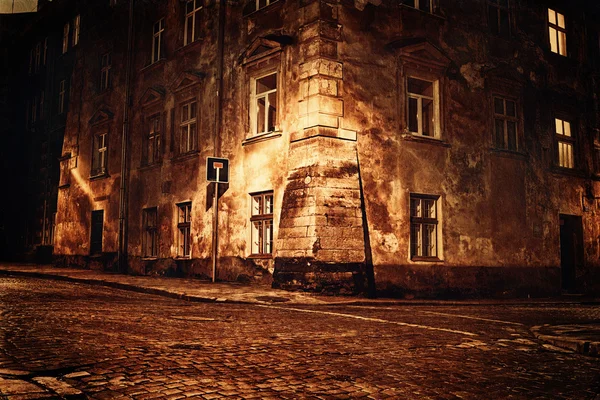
[58, 80, 66, 114]
[91, 132, 108, 177]
[251, 192, 273, 256]
[403, 0, 433, 13]
[548, 8, 567, 56]
[73, 15, 80, 46]
[184, 0, 202, 46]
[143, 207, 158, 258]
[152, 18, 164, 63]
[251, 72, 278, 136]
[493, 96, 518, 151]
[410, 194, 439, 259]
[555, 118, 575, 169]
[407, 77, 440, 138]
[487, 0, 510, 36]
[144, 114, 161, 165]
[100, 52, 111, 91]
[177, 202, 192, 258]
[62, 23, 69, 54]
[180, 100, 197, 154]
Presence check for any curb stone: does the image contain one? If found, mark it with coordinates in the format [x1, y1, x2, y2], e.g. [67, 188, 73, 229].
[531, 325, 600, 357]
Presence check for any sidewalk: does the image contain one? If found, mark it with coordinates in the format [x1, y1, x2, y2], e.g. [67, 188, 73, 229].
[1, 263, 599, 357]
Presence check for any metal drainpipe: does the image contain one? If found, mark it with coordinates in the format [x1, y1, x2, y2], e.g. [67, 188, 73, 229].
[118, 0, 135, 273]
[211, 0, 226, 282]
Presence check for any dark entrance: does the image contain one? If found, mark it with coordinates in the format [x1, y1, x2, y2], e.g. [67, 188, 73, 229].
[559, 214, 583, 292]
[90, 210, 104, 255]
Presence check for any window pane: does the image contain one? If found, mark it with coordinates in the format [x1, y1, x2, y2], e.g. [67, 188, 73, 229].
[264, 194, 273, 214]
[423, 199, 435, 218]
[252, 221, 262, 254]
[555, 118, 563, 135]
[495, 118, 505, 148]
[256, 96, 266, 134]
[563, 121, 571, 137]
[549, 27, 558, 53]
[420, 0, 431, 13]
[558, 31, 567, 56]
[507, 121, 517, 150]
[252, 195, 263, 216]
[557, 12, 565, 29]
[182, 104, 188, 121]
[407, 78, 432, 97]
[267, 91, 277, 132]
[410, 198, 420, 217]
[548, 8, 556, 25]
[257, 74, 277, 94]
[422, 97, 434, 137]
[423, 224, 436, 257]
[408, 97, 418, 133]
[264, 220, 273, 254]
[494, 97, 504, 114]
[410, 224, 420, 257]
[506, 100, 515, 117]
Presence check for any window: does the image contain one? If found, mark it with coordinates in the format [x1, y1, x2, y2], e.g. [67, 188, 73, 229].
[493, 96, 518, 151]
[548, 8, 567, 56]
[184, 0, 202, 46]
[403, 0, 433, 13]
[255, 0, 276, 11]
[487, 0, 510, 36]
[250, 192, 274, 256]
[144, 114, 161, 165]
[91, 132, 108, 177]
[152, 18, 164, 63]
[58, 80, 66, 114]
[43, 37, 48, 65]
[35, 42, 41, 72]
[407, 77, 440, 138]
[177, 202, 192, 257]
[73, 15, 80, 46]
[555, 118, 575, 169]
[143, 207, 158, 258]
[90, 210, 104, 255]
[410, 194, 439, 259]
[100, 52, 111, 91]
[62, 23, 69, 54]
[251, 72, 278, 136]
[179, 100, 197, 154]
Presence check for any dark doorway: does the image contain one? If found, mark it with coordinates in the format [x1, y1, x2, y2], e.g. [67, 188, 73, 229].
[559, 214, 583, 292]
[90, 210, 104, 255]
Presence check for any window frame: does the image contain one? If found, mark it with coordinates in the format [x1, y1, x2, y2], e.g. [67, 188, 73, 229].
[487, 0, 511, 37]
[91, 132, 108, 177]
[62, 23, 69, 54]
[151, 18, 165, 64]
[250, 191, 274, 257]
[183, 0, 202, 46]
[73, 15, 80, 47]
[250, 71, 279, 137]
[548, 8, 567, 57]
[58, 80, 66, 114]
[402, 0, 435, 13]
[492, 94, 520, 152]
[409, 194, 441, 261]
[554, 116, 576, 170]
[144, 113, 162, 166]
[90, 209, 104, 256]
[178, 99, 198, 155]
[100, 52, 112, 91]
[142, 207, 159, 258]
[406, 76, 440, 139]
[176, 202, 192, 258]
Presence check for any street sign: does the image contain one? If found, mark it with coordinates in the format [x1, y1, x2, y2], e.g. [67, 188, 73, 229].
[206, 157, 229, 183]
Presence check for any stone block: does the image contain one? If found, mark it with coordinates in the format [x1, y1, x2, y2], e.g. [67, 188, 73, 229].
[327, 215, 362, 227]
[306, 94, 343, 116]
[301, 38, 338, 59]
[320, 236, 365, 250]
[278, 226, 310, 238]
[300, 59, 343, 79]
[302, 112, 339, 129]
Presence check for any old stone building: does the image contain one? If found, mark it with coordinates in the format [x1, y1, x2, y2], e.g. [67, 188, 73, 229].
[51, 0, 600, 297]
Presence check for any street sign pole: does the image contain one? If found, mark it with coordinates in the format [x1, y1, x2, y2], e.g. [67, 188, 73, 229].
[212, 167, 220, 283]
[206, 157, 228, 284]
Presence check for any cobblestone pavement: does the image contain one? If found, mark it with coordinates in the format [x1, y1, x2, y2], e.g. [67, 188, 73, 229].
[1, 277, 600, 399]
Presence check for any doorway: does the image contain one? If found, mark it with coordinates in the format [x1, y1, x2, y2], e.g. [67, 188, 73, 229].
[559, 214, 583, 292]
[90, 210, 104, 255]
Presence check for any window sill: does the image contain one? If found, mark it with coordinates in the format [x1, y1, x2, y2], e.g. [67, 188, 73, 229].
[242, 131, 282, 146]
[402, 133, 450, 148]
[490, 148, 528, 160]
[248, 254, 273, 259]
[142, 257, 158, 261]
[138, 162, 162, 171]
[174, 256, 192, 260]
[410, 256, 443, 263]
[399, 4, 445, 20]
[58, 183, 71, 189]
[175, 39, 203, 54]
[141, 59, 166, 73]
[550, 166, 586, 179]
[172, 151, 199, 164]
[90, 172, 109, 181]
[243, 0, 283, 17]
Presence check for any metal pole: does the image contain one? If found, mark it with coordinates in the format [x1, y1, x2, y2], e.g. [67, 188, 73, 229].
[212, 176, 219, 283]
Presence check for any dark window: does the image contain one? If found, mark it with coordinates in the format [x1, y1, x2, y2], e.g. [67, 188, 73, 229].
[91, 132, 108, 177]
[143, 207, 158, 258]
[250, 192, 274, 256]
[410, 194, 439, 259]
[487, 0, 510, 36]
[403, 0, 433, 13]
[177, 202, 192, 257]
[493, 96, 518, 151]
[144, 114, 161, 165]
[180, 100, 197, 154]
[90, 210, 104, 255]
[100, 52, 111, 91]
[184, 0, 202, 46]
[152, 18, 165, 63]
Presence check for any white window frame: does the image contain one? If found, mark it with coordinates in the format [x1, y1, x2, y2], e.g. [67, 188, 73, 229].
[177, 202, 192, 258]
[58, 80, 66, 114]
[73, 15, 80, 47]
[555, 117, 575, 169]
[492, 95, 519, 151]
[100, 52, 111, 91]
[145, 114, 161, 165]
[548, 8, 567, 56]
[250, 192, 274, 256]
[406, 76, 440, 139]
[179, 100, 197, 154]
[92, 132, 108, 177]
[62, 23, 69, 54]
[404, 0, 434, 13]
[151, 18, 165, 64]
[250, 71, 278, 136]
[410, 194, 440, 260]
[184, 0, 202, 46]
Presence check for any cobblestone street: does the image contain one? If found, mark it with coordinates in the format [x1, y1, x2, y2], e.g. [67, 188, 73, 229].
[1, 276, 600, 399]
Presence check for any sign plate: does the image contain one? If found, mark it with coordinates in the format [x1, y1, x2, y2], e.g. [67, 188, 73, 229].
[206, 157, 229, 183]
